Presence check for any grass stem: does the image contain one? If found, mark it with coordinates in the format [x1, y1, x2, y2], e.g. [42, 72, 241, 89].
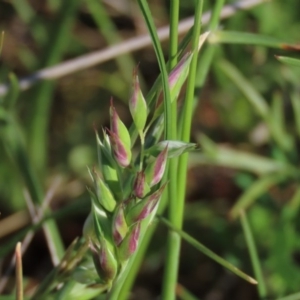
[162, 1, 204, 299]
[162, 1, 180, 299]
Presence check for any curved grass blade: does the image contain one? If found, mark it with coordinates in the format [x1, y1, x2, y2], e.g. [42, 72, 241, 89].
[137, 0, 172, 140]
[158, 216, 257, 285]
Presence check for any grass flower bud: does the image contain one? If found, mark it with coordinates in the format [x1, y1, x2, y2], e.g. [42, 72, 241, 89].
[129, 68, 148, 132]
[133, 171, 150, 198]
[126, 182, 167, 224]
[90, 237, 118, 283]
[107, 129, 131, 168]
[154, 52, 193, 118]
[145, 145, 168, 187]
[117, 222, 141, 262]
[112, 204, 128, 246]
[168, 52, 192, 100]
[96, 132, 123, 201]
[90, 170, 117, 212]
[109, 100, 132, 167]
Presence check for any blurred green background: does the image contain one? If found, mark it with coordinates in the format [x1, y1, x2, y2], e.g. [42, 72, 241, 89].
[1, 0, 300, 299]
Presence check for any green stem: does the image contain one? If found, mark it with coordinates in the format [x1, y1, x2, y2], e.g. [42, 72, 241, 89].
[240, 210, 267, 299]
[178, 0, 225, 137]
[168, 0, 180, 70]
[136, 0, 172, 141]
[162, 1, 180, 299]
[209, 0, 226, 30]
[163, 1, 204, 300]
[159, 216, 257, 284]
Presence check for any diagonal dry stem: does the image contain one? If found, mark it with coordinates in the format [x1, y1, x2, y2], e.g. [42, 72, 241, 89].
[0, 0, 269, 97]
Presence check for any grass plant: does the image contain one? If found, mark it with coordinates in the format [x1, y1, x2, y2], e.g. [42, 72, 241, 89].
[1, 1, 300, 299]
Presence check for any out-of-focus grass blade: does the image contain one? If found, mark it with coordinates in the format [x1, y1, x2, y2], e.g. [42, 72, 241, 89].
[18, 47, 38, 71]
[230, 173, 285, 219]
[281, 186, 300, 222]
[3, 73, 20, 109]
[11, 0, 47, 46]
[195, 134, 288, 175]
[291, 92, 300, 139]
[276, 56, 300, 68]
[240, 211, 267, 299]
[276, 292, 300, 300]
[210, 30, 299, 49]
[217, 59, 269, 120]
[218, 59, 295, 154]
[87, 0, 139, 87]
[28, 0, 80, 173]
[158, 216, 257, 285]
[176, 283, 199, 300]
[269, 93, 294, 153]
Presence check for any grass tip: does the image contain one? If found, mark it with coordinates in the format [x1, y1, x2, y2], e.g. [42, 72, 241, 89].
[15, 242, 22, 256]
[249, 277, 258, 285]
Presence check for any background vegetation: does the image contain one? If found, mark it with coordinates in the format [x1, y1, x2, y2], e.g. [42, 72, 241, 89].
[1, 0, 300, 299]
